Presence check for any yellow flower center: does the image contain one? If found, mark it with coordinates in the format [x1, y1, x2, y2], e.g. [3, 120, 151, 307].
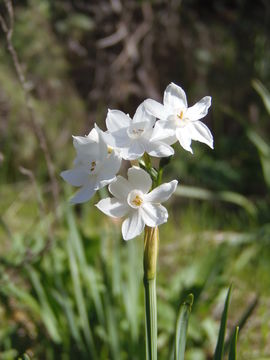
[132, 195, 143, 207]
[107, 146, 113, 154]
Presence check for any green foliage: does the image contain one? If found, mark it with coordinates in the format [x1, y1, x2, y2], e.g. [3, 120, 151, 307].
[214, 286, 232, 360]
[174, 294, 193, 360]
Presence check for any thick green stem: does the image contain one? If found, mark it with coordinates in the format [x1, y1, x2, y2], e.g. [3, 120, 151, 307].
[144, 226, 159, 360]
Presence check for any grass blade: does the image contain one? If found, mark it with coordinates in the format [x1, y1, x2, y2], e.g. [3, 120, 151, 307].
[174, 294, 194, 360]
[228, 326, 239, 360]
[252, 79, 270, 115]
[27, 267, 61, 343]
[66, 206, 105, 325]
[175, 186, 257, 217]
[67, 238, 97, 359]
[213, 285, 232, 360]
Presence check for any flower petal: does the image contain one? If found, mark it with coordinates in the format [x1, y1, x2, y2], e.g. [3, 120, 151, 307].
[175, 127, 193, 153]
[72, 128, 98, 147]
[140, 203, 168, 227]
[186, 96, 211, 121]
[61, 169, 89, 187]
[109, 175, 132, 200]
[133, 103, 156, 127]
[144, 140, 174, 158]
[96, 198, 129, 218]
[106, 109, 131, 132]
[122, 210, 145, 240]
[70, 184, 96, 204]
[97, 151, 122, 187]
[72, 136, 100, 160]
[127, 166, 152, 193]
[189, 121, 214, 149]
[143, 99, 170, 120]
[120, 141, 144, 160]
[163, 83, 187, 110]
[150, 119, 177, 145]
[145, 180, 178, 203]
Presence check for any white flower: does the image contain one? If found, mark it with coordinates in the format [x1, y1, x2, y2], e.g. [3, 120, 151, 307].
[144, 82, 213, 153]
[96, 166, 178, 240]
[61, 128, 121, 204]
[101, 103, 174, 160]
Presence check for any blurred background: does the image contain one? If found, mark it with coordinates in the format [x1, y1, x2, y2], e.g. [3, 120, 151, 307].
[1, 0, 270, 359]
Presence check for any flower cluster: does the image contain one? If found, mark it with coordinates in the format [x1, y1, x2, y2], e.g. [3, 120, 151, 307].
[61, 83, 213, 240]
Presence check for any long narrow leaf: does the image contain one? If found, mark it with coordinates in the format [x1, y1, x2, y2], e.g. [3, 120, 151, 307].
[174, 293, 194, 360]
[175, 186, 257, 216]
[228, 326, 239, 360]
[67, 238, 97, 359]
[252, 79, 270, 115]
[213, 285, 232, 360]
[66, 206, 105, 325]
[27, 267, 61, 343]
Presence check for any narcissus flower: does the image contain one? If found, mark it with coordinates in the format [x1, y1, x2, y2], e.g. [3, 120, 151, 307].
[96, 166, 178, 240]
[144, 82, 213, 153]
[101, 103, 174, 160]
[61, 128, 121, 204]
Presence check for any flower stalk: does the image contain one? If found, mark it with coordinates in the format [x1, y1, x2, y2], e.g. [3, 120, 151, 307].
[144, 226, 159, 360]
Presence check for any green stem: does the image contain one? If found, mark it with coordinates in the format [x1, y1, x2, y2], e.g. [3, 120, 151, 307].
[144, 226, 159, 360]
[144, 277, 157, 360]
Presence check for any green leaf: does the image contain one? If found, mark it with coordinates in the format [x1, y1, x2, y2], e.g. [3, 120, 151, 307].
[175, 186, 257, 217]
[252, 79, 270, 115]
[174, 293, 194, 360]
[214, 285, 232, 360]
[228, 326, 239, 360]
[247, 129, 270, 188]
[27, 266, 61, 343]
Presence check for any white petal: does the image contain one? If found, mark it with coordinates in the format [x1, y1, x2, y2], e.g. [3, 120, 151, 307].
[61, 169, 89, 187]
[127, 166, 152, 193]
[120, 141, 144, 160]
[109, 175, 132, 200]
[97, 129, 116, 148]
[106, 109, 130, 132]
[133, 103, 156, 127]
[175, 127, 193, 153]
[144, 140, 174, 158]
[145, 180, 178, 203]
[163, 83, 188, 110]
[122, 210, 145, 240]
[140, 203, 168, 227]
[97, 151, 122, 186]
[70, 185, 96, 204]
[189, 121, 214, 149]
[143, 99, 170, 120]
[73, 136, 100, 160]
[186, 96, 211, 121]
[73, 128, 98, 147]
[150, 120, 177, 145]
[86, 128, 99, 141]
[96, 198, 129, 218]
[97, 131, 111, 162]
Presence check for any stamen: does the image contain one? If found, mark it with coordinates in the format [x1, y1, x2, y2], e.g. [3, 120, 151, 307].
[107, 146, 113, 154]
[132, 128, 144, 135]
[177, 110, 184, 120]
[132, 195, 143, 206]
[90, 161, 96, 172]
